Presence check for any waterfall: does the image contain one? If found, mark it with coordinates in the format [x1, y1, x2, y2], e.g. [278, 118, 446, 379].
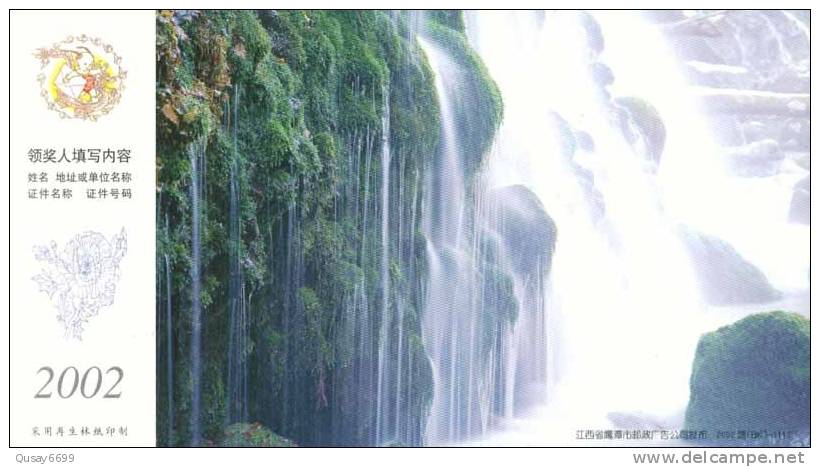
[188, 136, 205, 446]
[226, 155, 241, 422]
[458, 11, 701, 443]
[165, 253, 173, 446]
[226, 85, 248, 425]
[375, 81, 392, 445]
[419, 31, 554, 445]
[449, 11, 809, 446]
[418, 36, 469, 444]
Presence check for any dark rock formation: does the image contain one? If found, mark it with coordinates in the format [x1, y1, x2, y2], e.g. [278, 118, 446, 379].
[684, 311, 809, 446]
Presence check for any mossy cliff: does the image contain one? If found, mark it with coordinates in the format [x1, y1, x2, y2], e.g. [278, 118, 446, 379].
[156, 10, 502, 446]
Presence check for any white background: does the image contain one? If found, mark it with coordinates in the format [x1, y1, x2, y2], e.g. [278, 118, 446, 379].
[9, 10, 155, 447]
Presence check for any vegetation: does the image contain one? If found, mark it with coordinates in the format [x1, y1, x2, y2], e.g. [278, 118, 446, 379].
[221, 423, 297, 447]
[684, 311, 809, 445]
[156, 9, 501, 447]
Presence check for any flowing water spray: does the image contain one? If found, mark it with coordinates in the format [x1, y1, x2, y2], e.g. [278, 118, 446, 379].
[165, 252, 173, 445]
[610, 13, 811, 294]
[375, 81, 392, 445]
[457, 11, 710, 444]
[455, 11, 809, 446]
[419, 28, 555, 445]
[226, 85, 250, 425]
[418, 36, 473, 444]
[189, 136, 206, 445]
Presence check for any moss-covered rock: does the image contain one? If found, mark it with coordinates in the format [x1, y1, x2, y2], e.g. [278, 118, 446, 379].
[615, 96, 666, 169]
[679, 227, 781, 306]
[424, 15, 503, 178]
[221, 423, 297, 447]
[486, 185, 557, 278]
[684, 311, 809, 445]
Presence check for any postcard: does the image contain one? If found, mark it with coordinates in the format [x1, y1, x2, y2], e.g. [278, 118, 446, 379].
[7, 7, 812, 459]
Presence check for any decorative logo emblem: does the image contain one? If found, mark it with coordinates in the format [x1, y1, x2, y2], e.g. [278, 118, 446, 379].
[34, 35, 126, 120]
[32, 230, 128, 340]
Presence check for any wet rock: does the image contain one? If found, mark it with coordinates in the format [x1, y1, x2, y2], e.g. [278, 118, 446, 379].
[221, 422, 297, 447]
[547, 111, 576, 159]
[574, 130, 595, 153]
[591, 62, 614, 89]
[684, 311, 809, 446]
[661, 14, 723, 38]
[788, 176, 809, 225]
[586, 187, 606, 224]
[572, 165, 594, 191]
[486, 185, 557, 278]
[665, 35, 728, 64]
[723, 139, 784, 177]
[695, 88, 809, 118]
[614, 97, 666, 168]
[779, 118, 810, 151]
[679, 227, 782, 306]
[787, 152, 809, 171]
[662, 11, 809, 94]
[683, 61, 754, 89]
[733, 117, 808, 152]
[578, 12, 604, 56]
[569, 165, 605, 223]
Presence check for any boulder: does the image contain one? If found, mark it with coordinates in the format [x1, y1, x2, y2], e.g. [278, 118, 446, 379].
[591, 62, 614, 89]
[547, 111, 577, 159]
[723, 139, 784, 177]
[221, 422, 296, 447]
[679, 227, 781, 306]
[486, 185, 557, 278]
[788, 176, 809, 225]
[684, 311, 809, 446]
[614, 97, 667, 168]
[578, 12, 604, 56]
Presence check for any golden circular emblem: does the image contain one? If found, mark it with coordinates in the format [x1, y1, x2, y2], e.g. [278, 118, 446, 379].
[34, 35, 126, 120]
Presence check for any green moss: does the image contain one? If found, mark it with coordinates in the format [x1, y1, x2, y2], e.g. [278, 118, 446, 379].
[684, 311, 809, 445]
[157, 10, 464, 446]
[221, 423, 297, 447]
[427, 10, 465, 32]
[423, 17, 503, 177]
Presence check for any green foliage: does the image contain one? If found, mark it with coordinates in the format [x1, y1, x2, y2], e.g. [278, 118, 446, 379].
[427, 10, 466, 32]
[423, 17, 503, 177]
[156, 9, 481, 447]
[684, 311, 809, 445]
[221, 423, 297, 447]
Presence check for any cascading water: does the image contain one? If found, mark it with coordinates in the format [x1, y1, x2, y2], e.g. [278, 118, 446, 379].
[164, 252, 173, 446]
[463, 12, 704, 443]
[226, 86, 250, 425]
[375, 81, 392, 445]
[451, 11, 808, 445]
[188, 137, 205, 446]
[419, 28, 556, 445]
[155, 10, 807, 448]
[418, 36, 472, 444]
